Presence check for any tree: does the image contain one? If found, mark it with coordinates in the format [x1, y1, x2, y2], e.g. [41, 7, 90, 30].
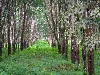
[20, 1, 26, 50]
[0, 0, 2, 56]
[44, 0, 100, 74]
[6, 0, 11, 55]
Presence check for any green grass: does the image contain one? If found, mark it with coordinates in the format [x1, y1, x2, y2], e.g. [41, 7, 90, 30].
[0, 40, 100, 75]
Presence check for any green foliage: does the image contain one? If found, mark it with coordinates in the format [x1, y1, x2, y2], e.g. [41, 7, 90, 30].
[21, 0, 26, 3]
[94, 51, 100, 75]
[28, 0, 43, 7]
[20, 0, 43, 7]
[35, 6, 49, 39]
[31, 40, 51, 50]
[35, 0, 43, 7]
[0, 40, 100, 75]
[96, 18, 100, 22]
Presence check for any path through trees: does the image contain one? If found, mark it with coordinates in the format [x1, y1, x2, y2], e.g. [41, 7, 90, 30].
[0, 0, 100, 75]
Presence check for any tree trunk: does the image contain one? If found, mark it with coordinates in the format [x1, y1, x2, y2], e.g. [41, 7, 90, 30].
[6, 0, 11, 55]
[0, 1, 2, 56]
[65, 35, 68, 59]
[82, 44, 87, 71]
[88, 48, 94, 75]
[12, 0, 16, 54]
[77, 44, 80, 66]
[58, 42, 61, 53]
[71, 33, 77, 63]
[20, 2, 26, 50]
[62, 37, 65, 55]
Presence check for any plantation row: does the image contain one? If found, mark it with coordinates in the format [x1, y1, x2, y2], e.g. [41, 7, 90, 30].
[0, 0, 100, 75]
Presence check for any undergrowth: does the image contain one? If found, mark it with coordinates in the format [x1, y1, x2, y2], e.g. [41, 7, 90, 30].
[0, 40, 99, 75]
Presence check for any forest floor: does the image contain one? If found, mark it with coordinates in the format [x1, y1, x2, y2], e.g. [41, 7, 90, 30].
[0, 40, 100, 75]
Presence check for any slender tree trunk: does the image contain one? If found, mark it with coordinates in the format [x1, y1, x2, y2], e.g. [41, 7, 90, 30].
[7, 0, 11, 55]
[2, 26, 5, 48]
[62, 37, 65, 55]
[12, 0, 16, 53]
[7, 19, 11, 55]
[77, 44, 80, 66]
[82, 44, 87, 71]
[88, 48, 94, 75]
[0, 0, 2, 56]
[20, 2, 26, 50]
[65, 35, 68, 59]
[57, 41, 61, 52]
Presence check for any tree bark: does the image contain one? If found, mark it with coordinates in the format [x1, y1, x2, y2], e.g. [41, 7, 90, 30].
[65, 35, 68, 59]
[88, 48, 94, 75]
[82, 44, 87, 71]
[11, 0, 16, 54]
[0, 0, 2, 56]
[20, 2, 26, 50]
[6, 0, 11, 55]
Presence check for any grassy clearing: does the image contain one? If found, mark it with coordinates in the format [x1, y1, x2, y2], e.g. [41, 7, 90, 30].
[0, 40, 100, 75]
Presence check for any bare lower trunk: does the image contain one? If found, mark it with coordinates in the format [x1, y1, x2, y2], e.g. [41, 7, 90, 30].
[8, 24, 11, 55]
[62, 37, 65, 55]
[0, 42, 2, 56]
[0, 1, 2, 56]
[88, 49, 94, 75]
[58, 42, 61, 53]
[7, 0, 11, 55]
[20, 2, 26, 50]
[65, 36, 68, 59]
[82, 44, 87, 71]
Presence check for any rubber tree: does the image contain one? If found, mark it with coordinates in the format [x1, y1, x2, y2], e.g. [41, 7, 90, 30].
[82, 0, 99, 74]
[0, 0, 2, 56]
[11, 0, 16, 54]
[6, 0, 11, 55]
[20, 1, 26, 50]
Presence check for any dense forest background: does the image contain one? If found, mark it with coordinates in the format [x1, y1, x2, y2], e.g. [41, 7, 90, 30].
[0, 0, 100, 75]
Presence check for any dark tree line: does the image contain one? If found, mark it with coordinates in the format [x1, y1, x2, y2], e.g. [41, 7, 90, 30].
[0, 0, 42, 56]
[44, 0, 100, 75]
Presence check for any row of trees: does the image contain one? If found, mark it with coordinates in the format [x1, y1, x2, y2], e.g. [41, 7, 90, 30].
[0, 0, 44, 56]
[44, 0, 100, 75]
[0, 0, 100, 75]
